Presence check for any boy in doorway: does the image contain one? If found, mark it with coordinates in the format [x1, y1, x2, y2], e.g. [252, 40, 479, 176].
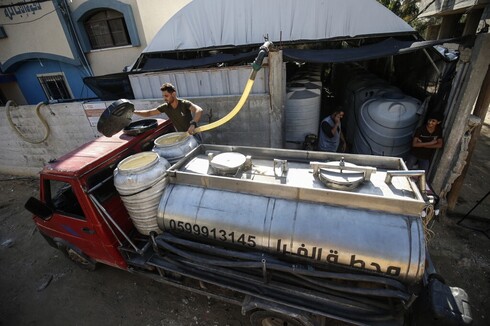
[406, 112, 444, 174]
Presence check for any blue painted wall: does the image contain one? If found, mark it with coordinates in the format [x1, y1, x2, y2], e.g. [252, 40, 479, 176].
[15, 59, 96, 104]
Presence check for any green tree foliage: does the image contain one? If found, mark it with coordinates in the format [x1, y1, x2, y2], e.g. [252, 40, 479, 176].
[378, 1, 436, 36]
[377, 0, 420, 23]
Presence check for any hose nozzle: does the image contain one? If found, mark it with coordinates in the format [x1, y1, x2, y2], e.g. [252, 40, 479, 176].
[251, 41, 273, 72]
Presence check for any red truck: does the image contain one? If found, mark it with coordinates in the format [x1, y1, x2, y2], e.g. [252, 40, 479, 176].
[25, 112, 473, 325]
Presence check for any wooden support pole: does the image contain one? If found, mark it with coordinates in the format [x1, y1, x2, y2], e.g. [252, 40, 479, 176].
[432, 34, 490, 197]
[268, 50, 285, 148]
[447, 65, 490, 211]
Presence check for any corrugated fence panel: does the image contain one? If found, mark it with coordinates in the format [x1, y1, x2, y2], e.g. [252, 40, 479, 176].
[129, 66, 269, 99]
[149, 75, 163, 98]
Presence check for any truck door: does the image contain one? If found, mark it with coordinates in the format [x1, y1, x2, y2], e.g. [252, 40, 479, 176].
[38, 178, 100, 260]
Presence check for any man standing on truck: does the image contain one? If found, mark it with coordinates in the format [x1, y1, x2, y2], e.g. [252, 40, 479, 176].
[134, 83, 203, 135]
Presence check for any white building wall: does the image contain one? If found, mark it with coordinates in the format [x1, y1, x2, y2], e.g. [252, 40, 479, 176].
[68, 0, 191, 75]
[0, 1, 74, 65]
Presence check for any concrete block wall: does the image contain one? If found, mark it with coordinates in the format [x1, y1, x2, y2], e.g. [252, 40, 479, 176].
[0, 94, 277, 176]
[189, 94, 274, 147]
[1, 101, 99, 176]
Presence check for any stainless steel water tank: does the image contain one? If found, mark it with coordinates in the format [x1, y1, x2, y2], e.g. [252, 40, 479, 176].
[114, 152, 170, 235]
[157, 184, 425, 284]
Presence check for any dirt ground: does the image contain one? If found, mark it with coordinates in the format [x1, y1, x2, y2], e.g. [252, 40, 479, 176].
[1, 116, 489, 326]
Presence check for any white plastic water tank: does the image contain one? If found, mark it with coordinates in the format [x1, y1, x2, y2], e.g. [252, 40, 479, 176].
[352, 92, 420, 158]
[284, 87, 321, 149]
[288, 81, 321, 95]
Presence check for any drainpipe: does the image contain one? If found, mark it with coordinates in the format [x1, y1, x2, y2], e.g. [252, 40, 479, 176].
[56, 0, 93, 76]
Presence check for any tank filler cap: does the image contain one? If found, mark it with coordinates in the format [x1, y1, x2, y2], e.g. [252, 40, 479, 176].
[310, 160, 377, 191]
[209, 152, 248, 176]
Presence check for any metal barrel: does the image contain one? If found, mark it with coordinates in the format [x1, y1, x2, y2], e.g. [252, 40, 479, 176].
[157, 184, 426, 284]
[114, 152, 170, 235]
[153, 132, 199, 164]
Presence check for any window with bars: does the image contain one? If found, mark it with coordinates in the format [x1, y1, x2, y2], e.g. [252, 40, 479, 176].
[37, 74, 73, 101]
[84, 9, 130, 49]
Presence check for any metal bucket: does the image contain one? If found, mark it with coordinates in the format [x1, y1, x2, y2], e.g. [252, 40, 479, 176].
[114, 152, 170, 235]
[153, 132, 199, 164]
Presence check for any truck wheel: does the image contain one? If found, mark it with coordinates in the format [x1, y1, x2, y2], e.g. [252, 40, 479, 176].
[58, 243, 96, 271]
[250, 310, 307, 326]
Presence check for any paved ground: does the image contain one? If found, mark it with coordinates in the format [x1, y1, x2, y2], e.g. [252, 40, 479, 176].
[0, 114, 488, 326]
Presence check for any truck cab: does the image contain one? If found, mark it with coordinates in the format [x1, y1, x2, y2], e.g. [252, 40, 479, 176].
[27, 119, 174, 270]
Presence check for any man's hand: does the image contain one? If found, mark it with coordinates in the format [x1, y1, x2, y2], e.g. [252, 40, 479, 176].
[187, 124, 196, 135]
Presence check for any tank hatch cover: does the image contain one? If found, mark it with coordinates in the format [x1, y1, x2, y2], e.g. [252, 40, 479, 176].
[97, 99, 135, 137]
[123, 119, 158, 136]
[209, 152, 247, 175]
[319, 160, 366, 191]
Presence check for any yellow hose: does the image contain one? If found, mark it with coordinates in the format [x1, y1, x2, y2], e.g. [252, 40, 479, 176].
[194, 78, 255, 133]
[6, 100, 51, 144]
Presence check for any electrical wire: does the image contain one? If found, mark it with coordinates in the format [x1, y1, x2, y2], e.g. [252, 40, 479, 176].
[0, 0, 50, 9]
[2, 9, 56, 25]
[422, 204, 436, 241]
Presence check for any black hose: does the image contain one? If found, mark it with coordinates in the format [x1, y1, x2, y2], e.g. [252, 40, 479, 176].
[156, 238, 264, 268]
[155, 236, 412, 309]
[158, 250, 405, 322]
[293, 272, 410, 301]
[274, 272, 403, 311]
[158, 233, 408, 291]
